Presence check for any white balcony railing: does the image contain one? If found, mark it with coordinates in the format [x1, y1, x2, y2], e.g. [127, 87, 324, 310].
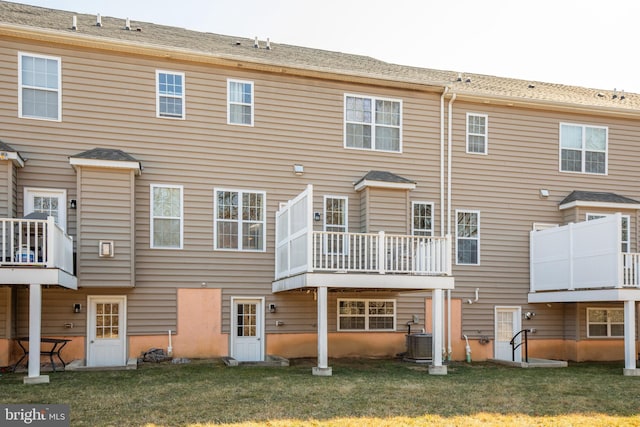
[275, 184, 452, 280]
[312, 231, 451, 275]
[0, 217, 74, 274]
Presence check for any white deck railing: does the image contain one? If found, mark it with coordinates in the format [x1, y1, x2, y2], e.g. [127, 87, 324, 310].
[0, 217, 74, 274]
[275, 184, 451, 280]
[312, 231, 451, 275]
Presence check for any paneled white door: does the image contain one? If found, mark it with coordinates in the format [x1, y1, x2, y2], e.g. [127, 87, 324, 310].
[494, 306, 521, 362]
[231, 298, 264, 362]
[87, 296, 127, 367]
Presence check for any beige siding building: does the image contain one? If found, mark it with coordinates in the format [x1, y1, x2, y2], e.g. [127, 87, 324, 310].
[0, 1, 639, 381]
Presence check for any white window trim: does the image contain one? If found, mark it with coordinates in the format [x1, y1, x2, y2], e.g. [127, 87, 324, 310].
[337, 298, 397, 331]
[559, 122, 608, 175]
[213, 188, 267, 252]
[323, 195, 348, 255]
[411, 201, 434, 236]
[18, 52, 62, 122]
[586, 213, 630, 253]
[343, 93, 403, 153]
[587, 307, 624, 338]
[227, 78, 254, 126]
[466, 112, 488, 155]
[150, 184, 184, 249]
[456, 209, 480, 266]
[156, 70, 185, 119]
[24, 187, 67, 231]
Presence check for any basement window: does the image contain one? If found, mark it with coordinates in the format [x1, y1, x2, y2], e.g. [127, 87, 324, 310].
[338, 299, 396, 331]
[587, 308, 624, 338]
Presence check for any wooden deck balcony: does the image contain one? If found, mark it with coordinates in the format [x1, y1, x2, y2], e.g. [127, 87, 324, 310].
[0, 217, 75, 284]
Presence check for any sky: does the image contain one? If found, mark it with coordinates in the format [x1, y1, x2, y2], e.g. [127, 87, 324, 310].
[5, 0, 640, 93]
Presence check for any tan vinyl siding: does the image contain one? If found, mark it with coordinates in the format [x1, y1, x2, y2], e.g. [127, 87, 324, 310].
[0, 287, 10, 338]
[77, 167, 135, 287]
[450, 100, 640, 339]
[365, 188, 410, 234]
[0, 162, 8, 217]
[14, 287, 176, 337]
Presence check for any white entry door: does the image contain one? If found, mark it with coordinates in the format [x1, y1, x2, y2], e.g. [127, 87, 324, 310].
[494, 306, 521, 362]
[231, 298, 264, 362]
[87, 296, 127, 367]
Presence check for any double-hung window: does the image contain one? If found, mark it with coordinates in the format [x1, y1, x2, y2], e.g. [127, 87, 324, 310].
[456, 210, 480, 265]
[412, 202, 433, 236]
[587, 308, 624, 338]
[587, 213, 630, 252]
[214, 189, 266, 251]
[227, 79, 254, 126]
[156, 70, 185, 119]
[151, 184, 183, 249]
[324, 196, 348, 254]
[560, 123, 608, 174]
[344, 94, 401, 152]
[338, 299, 396, 331]
[466, 113, 488, 154]
[19, 52, 61, 121]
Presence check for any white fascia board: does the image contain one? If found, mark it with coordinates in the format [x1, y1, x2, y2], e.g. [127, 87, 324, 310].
[559, 201, 640, 211]
[0, 268, 77, 289]
[70, 157, 142, 175]
[354, 180, 416, 192]
[272, 273, 454, 292]
[0, 151, 25, 168]
[528, 288, 640, 303]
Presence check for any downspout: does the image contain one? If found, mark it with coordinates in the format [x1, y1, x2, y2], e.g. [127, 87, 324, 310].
[445, 92, 456, 361]
[440, 86, 449, 238]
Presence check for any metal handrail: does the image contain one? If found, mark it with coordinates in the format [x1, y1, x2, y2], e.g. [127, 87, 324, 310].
[509, 329, 530, 363]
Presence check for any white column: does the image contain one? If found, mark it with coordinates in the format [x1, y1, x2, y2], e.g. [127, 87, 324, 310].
[25, 284, 49, 384]
[429, 288, 447, 375]
[623, 300, 639, 376]
[313, 286, 332, 376]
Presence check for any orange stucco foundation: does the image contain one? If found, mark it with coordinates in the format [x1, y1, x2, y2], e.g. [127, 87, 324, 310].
[0, 338, 9, 367]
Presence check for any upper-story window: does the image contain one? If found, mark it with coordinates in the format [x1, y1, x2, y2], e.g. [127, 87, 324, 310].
[227, 79, 254, 126]
[324, 196, 348, 254]
[466, 113, 488, 154]
[344, 94, 402, 152]
[587, 213, 630, 252]
[150, 184, 183, 249]
[18, 52, 61, 121]
[456, 210, 480, 265]
[24, 188, 67, 231]
[156, 70, 185, 119]
[214, 189, 266, 251]
[412, 202, 433, 236]
[560, 123, 608, 174]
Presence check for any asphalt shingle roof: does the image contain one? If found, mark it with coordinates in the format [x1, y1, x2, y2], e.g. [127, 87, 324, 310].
[71, 148, 139, 162]
[355, 171, 416, 185]
[1, 1, 638, 112]
[560, 190, 640, 206]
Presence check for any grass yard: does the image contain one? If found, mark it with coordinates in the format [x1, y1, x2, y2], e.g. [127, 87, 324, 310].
[1, 358, 640, 426]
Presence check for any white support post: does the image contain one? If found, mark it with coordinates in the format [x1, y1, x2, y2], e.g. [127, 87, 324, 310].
[313, 286, 332, 376]
[623, 300, 640, 376]
[24, 284, 49, 384]
[377, 231, 386, 274]
[429, 288, 447, 375]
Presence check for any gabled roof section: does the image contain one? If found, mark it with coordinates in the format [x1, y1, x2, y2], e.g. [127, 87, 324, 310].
[69, 148, 142, 174]
[354, 171, 416, 192]
[1, 1, 639, 115]
[559, 190, 640, 210]
[0, 139, 25, 167]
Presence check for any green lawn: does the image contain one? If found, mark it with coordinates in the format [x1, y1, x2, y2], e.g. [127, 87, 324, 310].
[2, 358, 639, 426]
